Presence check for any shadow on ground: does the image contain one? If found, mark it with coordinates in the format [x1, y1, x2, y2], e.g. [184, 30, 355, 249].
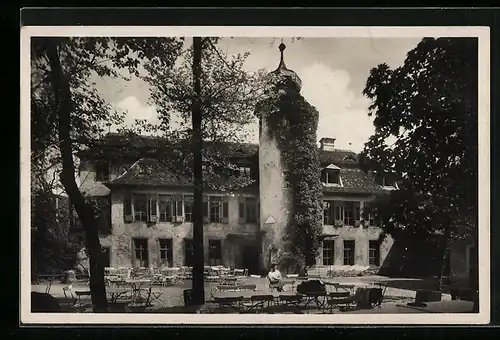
[150, 304, 307, 314]
[381, 278, 451, 294]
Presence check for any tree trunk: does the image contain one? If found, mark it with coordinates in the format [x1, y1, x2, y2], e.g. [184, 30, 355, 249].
[191, 36, 205, 305]
[45, 40, 108, 312]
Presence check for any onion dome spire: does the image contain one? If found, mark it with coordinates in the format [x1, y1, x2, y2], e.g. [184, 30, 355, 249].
[267, 41, 302, 92]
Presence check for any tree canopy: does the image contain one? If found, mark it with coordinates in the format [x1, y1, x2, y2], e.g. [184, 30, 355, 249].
[140, 38, 267, 192]
[361, 37, 478, 242]
[30, 36, 184, 311]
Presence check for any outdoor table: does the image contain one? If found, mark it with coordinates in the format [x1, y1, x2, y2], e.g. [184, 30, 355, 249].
[107, 287, 131, 303]
[124, 279, 152, 302]
[213, 290, 299, 300]
[212, 290, 301, 311]
[301, 291, 328, 313]
[282, 279, 296, 290]
[36, 274, 64, 293]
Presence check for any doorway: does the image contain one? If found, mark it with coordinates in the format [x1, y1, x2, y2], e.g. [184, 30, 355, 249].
[242, 245, 260, 274]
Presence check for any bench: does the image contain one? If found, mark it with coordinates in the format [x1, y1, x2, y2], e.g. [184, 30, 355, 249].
[74, 290, 92, 311]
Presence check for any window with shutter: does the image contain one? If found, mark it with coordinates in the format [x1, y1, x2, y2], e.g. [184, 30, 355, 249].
[334, 203, 344, 225]
[343, 240, 355, 266]
[238, 196, 246, 224]
[245, 197, 258, 223]
[323, 200, 334, 225]
[124, 196, 133, 223]
[222, 196, 229, 223]
[202, 196, 209, 223]
[132, 238, 149, 268]
[148, 196, 158, 223]
[209, 196, 222, 223]
[158, 238, 173, 267]
[184, 195, 194, 222]
[98, 196, 112, 233]
[175, 194, 183, 216]
[368, 240, 380, 266]
[322, 240, 335, 265]
[158, 195, 172, 222]
[133, 194, 148, 222]
[184, 239, 194, 267]
[208, 239, 222, 266]
[343, 201, 361, 226]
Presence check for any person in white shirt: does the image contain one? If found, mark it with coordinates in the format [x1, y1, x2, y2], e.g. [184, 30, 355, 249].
[267, 263, 283, 292]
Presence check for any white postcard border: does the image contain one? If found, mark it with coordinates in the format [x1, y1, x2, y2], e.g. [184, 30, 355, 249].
[20, 25, 491, 325]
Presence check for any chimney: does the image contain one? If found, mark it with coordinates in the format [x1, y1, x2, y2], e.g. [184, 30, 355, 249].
[319, 137, 336, 151]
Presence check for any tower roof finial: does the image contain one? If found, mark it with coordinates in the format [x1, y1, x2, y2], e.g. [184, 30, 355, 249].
[278, 41, 287, 69]
[268, 38, 302, 92]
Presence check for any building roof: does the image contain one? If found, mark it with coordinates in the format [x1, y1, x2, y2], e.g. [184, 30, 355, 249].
[324, 168, 386, 194]
[109, 158, 191, 187]
[77, 133, 259, 161]
[106, 157, 259, 193]
[86, 133, 388, 195]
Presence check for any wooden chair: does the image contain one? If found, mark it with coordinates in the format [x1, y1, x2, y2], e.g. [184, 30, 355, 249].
[323, 289, 360, 313]
[278, 294, 303, 308]
[241, 294, 275, 313]
[74, 290, 92, 312]
[268, 277, 285, 292]
[212, 296, 244, 311]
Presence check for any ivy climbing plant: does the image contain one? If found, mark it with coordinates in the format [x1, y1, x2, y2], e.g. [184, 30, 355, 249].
[258, 83, 324, 268]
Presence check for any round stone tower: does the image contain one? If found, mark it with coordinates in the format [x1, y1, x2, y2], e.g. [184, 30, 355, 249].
[258, 43, 303, 274]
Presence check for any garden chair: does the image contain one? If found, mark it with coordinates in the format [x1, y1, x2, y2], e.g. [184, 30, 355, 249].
[278, 294, 303, 308]
[323, 289, 360, 313]
[268, 277, 285, 292]
[241, 294, 275, 313]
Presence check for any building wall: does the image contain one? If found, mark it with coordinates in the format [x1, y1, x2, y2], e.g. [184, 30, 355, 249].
[102, 188, 260, 268]
[316, 225, 393, 267]
[317, 194, 393, 267]
[258, 117, 293, 269]
[80, 157, 394, 271]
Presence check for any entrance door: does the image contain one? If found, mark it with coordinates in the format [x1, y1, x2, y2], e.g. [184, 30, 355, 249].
[242, 245, 260, 274]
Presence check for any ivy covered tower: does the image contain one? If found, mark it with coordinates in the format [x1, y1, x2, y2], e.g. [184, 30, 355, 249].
[258, 42, 306, 273]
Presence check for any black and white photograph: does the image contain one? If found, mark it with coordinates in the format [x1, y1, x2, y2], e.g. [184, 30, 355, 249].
[21, 26, 490, 324]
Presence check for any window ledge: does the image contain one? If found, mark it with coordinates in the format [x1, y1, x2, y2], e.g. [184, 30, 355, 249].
[322, 183, 343, 187]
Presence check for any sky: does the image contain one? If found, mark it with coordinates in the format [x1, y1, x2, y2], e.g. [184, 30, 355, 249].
[94, 37, 422, 153]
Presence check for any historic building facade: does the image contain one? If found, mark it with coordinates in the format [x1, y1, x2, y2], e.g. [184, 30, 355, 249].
[77, 45, 395, 274]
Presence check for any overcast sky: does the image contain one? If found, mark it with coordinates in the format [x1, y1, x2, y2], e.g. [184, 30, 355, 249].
[95, 37, 422, 153]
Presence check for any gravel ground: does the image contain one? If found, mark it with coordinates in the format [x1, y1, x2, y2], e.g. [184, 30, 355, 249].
[31, 275, 452, 313]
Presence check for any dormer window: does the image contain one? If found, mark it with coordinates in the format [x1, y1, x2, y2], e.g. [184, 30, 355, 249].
[374, 172, 399, 189]
[321, 164, 342, 186]
[95, 161, 109, 182]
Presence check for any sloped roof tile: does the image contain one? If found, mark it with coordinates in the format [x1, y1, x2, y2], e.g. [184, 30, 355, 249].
[89, 134, 385, 194]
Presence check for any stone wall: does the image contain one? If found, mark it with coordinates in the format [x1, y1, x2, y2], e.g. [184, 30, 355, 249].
[101, 188, 260, 268]
[316, 225, 393, 267]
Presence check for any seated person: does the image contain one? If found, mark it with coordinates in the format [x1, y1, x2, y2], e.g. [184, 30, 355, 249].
[267, 263, 283, 292]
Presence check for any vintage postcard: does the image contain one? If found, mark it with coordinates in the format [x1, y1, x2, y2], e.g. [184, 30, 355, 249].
[21, 25, 490, 325]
